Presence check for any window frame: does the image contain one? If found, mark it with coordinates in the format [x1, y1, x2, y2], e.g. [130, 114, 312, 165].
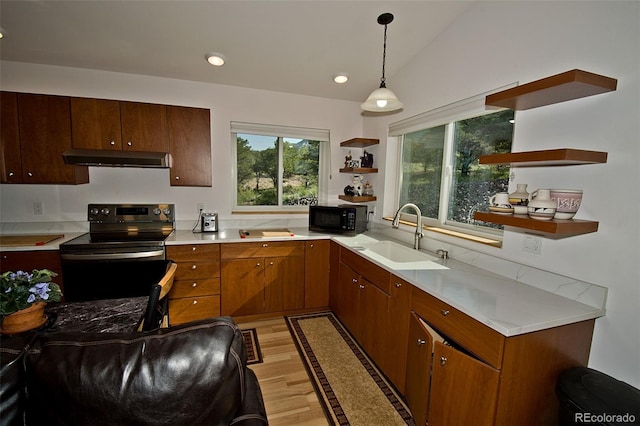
[230, 121, 330, 213]
[389, 85, 517, 243]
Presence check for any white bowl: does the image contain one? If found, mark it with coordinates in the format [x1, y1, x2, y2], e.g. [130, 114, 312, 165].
[528, 206, 556, 221]
[551, 189, 582, 220]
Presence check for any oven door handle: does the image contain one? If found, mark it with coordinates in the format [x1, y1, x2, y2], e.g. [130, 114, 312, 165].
[60, 250, 165, 261]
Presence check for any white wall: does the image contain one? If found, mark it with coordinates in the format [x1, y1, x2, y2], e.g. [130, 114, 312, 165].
[0, 61, 363, 226]
[364, 1, 640, 387]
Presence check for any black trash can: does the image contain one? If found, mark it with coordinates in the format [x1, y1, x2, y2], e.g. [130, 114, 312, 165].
[556, 367, 640, 425]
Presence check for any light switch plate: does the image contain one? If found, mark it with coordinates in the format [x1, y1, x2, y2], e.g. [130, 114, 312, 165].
[523, 235, 542, 255]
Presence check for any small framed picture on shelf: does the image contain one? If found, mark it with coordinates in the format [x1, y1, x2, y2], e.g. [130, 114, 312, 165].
[347, 159, 360, 168]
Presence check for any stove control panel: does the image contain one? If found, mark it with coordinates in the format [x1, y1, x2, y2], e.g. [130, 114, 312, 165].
[88, 204, 174, 223]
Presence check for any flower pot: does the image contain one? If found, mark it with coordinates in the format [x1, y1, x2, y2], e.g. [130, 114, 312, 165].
[1, 302, 47, 334]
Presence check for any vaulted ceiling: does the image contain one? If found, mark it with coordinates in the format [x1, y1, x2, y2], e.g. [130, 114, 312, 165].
[0, 1, 474, 102]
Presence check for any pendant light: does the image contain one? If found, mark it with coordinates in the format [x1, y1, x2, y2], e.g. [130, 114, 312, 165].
[361, 13, 403, 113]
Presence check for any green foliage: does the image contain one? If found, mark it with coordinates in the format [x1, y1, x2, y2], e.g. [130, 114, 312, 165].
[0, 269, 62, 316]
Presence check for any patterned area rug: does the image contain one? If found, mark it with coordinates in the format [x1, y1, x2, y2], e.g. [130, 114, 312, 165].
[286, 311, 415, 425]
[242, 328, 263, 365]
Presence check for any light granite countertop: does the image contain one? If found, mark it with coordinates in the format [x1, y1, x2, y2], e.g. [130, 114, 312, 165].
[1, 227, 606, 337]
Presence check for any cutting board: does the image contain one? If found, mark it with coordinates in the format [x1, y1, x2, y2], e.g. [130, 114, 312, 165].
[239, 229, 294, 238]
[0, 234, 65, 247]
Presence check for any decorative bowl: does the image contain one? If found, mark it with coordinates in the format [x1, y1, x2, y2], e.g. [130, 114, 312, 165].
[550, 189, 583, 219]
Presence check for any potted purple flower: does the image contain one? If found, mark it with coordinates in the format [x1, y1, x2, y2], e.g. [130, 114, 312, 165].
[0, 269, 62, 334]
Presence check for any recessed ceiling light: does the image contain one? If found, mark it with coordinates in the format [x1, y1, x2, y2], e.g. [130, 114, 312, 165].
[333, 73, 349, 84]
[205, 52, 225, 66]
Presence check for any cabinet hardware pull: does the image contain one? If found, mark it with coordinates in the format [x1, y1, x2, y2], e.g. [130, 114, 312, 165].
[395, 283, 402, 288]
[192, 300, 198, 305]
[310, 244, 314, 248]
[175, 176, 180, 180]
[27, 172, 33, 177]
[417, 339, 426, 346]
[269, 261, 274, 266]
[440, 356, 447, 366]
[191, 265, 197, 269]
[127, 141, 132, 146]
[352, 278, 358, 283]
[192, 246, 197, 251]
[262, 243, 268, 247]
[256, 263, 261, 267]
[8, 172, 14, 177]
[441, 309, 450, 316]
[359, 284, 365, 289]
[109, 140, 115, 145]
[192, 283, 197, 287]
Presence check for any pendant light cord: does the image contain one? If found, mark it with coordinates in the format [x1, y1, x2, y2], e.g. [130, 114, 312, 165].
[380, 23, 388, 88]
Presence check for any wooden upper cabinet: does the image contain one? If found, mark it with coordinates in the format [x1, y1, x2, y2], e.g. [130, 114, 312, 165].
[0, 92, 22, 183]
[167, 106, 212, 187]
[15, 93, 89, 184]
[120, 101, 168, 152]
[70, 98, 123, 150]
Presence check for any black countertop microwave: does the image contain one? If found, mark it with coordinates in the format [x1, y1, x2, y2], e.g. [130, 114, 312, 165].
[309, 205, 367, 234]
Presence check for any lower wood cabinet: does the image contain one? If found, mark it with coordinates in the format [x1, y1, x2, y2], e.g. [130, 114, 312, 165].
[221, 241, 305, 317]
[0, 250, 65, 298]
[166, 244, 221, 325]
[304, 240, 330, 309]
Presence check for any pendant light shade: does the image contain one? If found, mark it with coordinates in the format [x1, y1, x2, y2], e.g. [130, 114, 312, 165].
[361, 13, 403, 113]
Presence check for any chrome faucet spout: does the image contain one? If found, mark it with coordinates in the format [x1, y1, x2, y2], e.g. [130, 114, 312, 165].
[392, 203, 424, 250]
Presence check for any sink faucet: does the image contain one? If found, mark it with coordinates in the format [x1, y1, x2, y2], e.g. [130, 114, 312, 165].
[392, 203, 424, 250]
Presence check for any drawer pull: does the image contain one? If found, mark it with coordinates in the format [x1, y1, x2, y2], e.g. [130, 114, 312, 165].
[441, 309, 450, 316]
[191, 282, 197, 288]
[192, 246, 197, 251]
[192, 300, 198, 305]
[417, 339, 426, 346]
[352, 278, 358, 283]
[395, 282, 402, 288]
[256, 262, 261, 267]
[440, 356, 447, 366]
[109, 140, 115, 145]
[191, 265, 197, 270]
[359, 284, 365, 289]
[262, 243, 268, 248]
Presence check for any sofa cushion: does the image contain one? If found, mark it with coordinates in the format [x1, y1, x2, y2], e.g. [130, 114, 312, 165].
[24, 317, 249, 426]
[1, 332, 38, 426]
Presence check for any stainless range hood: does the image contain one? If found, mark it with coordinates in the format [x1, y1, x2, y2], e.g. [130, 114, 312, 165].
[62, 149, 170, 168]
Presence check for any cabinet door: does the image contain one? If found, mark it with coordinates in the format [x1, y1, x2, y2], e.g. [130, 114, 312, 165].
[221, 258, 265, 316]
[429, 342, 500, 426]
[404, 312, 435, 426]
[385, 276, 412, 392]
[70, 98, 122, 150]
[336, 262, 361, 336]
[120, 101, 168, 152]
[358, 279, 389, 365]
[328, 241, 341, 311]
[0, 92, 22, 183]
[264, 255, 304, 312]
[167, 106, 211, 187]
[304, 240, 330, 309]
[17, 93, 89, 184]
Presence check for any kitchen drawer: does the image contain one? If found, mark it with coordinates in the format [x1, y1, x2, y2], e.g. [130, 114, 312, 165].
[169, 295, 220, 325]
[174, 260, 220, 280]
[411, 287, 505, 369]
[166, 244, 220, 262]
[169, 278, 220, 299]
[220, 241, 304, 259]
[340, 247, 391, 293]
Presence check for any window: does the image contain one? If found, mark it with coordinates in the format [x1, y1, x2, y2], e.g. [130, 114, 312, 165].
[231, 122, 329, 211]
[390, 88, 515, 239]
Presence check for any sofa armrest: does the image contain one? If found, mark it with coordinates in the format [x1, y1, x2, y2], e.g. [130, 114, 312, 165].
[231, 368, 268, 425]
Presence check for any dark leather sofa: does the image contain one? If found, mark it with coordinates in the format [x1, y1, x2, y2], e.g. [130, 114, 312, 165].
[0, 317, 268, 426]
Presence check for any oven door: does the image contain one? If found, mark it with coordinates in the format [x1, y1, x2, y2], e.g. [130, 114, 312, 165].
[60, 247, 167, 302]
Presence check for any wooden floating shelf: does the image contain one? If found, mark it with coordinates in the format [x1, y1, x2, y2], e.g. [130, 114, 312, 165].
[340, 138, 379, 148]
[485, 69, 617, 110]
[474, 212, 598, 238]
[339, 167, 378, 174]
[338, 195, 377, 203]
[479, 149, 608, 167]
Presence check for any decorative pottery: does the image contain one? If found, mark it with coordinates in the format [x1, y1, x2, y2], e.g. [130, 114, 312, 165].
[550, 189, 583, 219]
[362, 181, 374, 196]
[509, 184, 530, 215]
[351, 175, 364, 196]
[1, 302, 47, 334]
[489, 192, 512, 208]
[528, 189, 557, 221]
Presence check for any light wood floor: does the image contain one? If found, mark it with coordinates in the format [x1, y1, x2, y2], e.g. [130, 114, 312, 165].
[239, 317, 329, 426]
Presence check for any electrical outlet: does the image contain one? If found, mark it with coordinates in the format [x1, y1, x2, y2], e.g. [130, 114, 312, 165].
[523, 235, 542, 255]
[197, 203, 205, 213]
[33, 201, 44, 215]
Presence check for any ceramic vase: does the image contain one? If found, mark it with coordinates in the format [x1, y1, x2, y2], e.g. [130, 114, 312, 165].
[509, 184, 530, 215]
[0, 302, 47, 334]
[527, 189, 556, 221]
